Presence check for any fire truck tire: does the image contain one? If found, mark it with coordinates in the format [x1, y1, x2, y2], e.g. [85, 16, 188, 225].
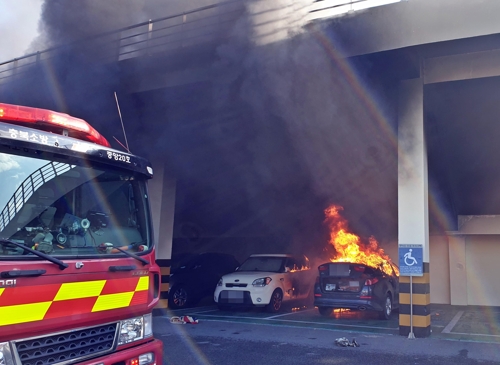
[318, 307, 333, 317]
[379, 294, 392, 320]
[266, 289, 283, 313]
[168, 285, 191, 309]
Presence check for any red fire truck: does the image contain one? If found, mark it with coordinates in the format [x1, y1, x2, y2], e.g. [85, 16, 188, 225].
[0, 103, 163, 365]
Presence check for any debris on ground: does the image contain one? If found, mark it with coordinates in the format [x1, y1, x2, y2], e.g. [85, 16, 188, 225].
[334, 337, 360, 347]
[170, 316, 199, 324]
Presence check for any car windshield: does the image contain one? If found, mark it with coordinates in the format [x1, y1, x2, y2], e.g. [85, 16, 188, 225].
[237, 256, 285, 272]
[0, 152, 151, 258]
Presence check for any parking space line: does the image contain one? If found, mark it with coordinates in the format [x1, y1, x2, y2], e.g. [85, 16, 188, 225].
[197, 314, 398, 331]
[441, 310, 464, 333]
[199, 314, 271, 320]
[269, 318, 398, 331]
[265, 309, 315, 319]
[446, 331, 500, 338]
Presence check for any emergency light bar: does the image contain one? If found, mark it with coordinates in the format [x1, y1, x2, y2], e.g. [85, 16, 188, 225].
[0, 103, 110, 147]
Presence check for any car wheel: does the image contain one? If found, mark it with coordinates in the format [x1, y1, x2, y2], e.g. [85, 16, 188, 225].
[379, 294, 392, 320]
[168, 285, 190, 309]
[266, 289, 283, 313]
[318, 307, 333, 317]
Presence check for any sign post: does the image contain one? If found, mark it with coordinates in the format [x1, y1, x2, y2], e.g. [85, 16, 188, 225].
[399, 244, 423, 339]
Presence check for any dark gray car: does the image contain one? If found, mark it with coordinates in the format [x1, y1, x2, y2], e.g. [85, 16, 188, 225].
[313, 262, 399, 320]
[168, 252, 239, 309]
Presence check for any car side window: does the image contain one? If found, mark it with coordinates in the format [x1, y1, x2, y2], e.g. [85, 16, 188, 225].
[285, 258, 297, 272]
[295, 255, 310, 271]
[287, 257, 308, 272]
[303, 256, 310, 270]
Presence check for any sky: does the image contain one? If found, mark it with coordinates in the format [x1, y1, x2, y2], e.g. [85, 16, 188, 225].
[0, 0, 43, 63]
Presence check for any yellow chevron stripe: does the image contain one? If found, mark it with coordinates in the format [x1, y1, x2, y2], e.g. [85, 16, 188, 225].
[54, 280, 106, 301]
[92, 292, 134, 312]
[0, 288, 4, 297]
[135, 276, 149, 291]
[399, 293, 430, 306]
[0, 302, 52, 326]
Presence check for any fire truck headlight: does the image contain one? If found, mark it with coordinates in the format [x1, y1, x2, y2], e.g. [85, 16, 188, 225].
[118, 315, 153, 346]
[0, 342, 14, 365]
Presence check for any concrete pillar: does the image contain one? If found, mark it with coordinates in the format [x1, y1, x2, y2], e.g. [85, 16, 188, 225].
[398, 78, 431, 337]
[147, 161, 176, 310]
[448, 234, 467, 305]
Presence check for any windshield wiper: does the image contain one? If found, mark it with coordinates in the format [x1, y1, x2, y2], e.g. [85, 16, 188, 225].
[107, 243, 149, 266]
[0, 239, 68, 270]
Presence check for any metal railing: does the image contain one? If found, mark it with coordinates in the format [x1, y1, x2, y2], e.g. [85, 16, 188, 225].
[0, 0, 245, 85]
[0, 162, 73, 232]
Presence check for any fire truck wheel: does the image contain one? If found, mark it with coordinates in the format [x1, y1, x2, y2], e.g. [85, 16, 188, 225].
[266, 289, 283, 313]
[318, 307, 333, 317]
[168, 285, 190, 309]
[379, 294, 392, 320]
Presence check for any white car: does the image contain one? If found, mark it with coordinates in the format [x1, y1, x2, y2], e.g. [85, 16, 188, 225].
[214, 254, 314, 312]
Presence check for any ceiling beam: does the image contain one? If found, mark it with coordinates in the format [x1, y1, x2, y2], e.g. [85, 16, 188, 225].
[424, 48, 500, 84]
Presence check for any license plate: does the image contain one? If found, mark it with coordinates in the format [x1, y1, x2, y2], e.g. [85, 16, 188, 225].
[222, 290, 244, 304]
[325, 284, 336, 291]
[228, 291, 244, 299]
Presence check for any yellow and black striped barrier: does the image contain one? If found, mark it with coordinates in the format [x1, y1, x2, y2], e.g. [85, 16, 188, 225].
[155, 259, 171, 312]
[399, 262, 431, 337]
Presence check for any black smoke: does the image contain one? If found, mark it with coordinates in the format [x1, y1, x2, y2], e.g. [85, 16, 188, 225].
[1, 0, 399, 263]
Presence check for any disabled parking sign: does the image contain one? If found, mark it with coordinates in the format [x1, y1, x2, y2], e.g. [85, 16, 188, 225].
[398, 244, 423, 276]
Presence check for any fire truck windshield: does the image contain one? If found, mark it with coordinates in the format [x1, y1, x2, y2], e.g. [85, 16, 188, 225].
[0, 152, 151, 258]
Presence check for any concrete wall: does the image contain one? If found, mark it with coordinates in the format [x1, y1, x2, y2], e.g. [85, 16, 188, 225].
[444, 216, 500, 306]
[465, 235, 500, 307]
[429, 235, 450, 304]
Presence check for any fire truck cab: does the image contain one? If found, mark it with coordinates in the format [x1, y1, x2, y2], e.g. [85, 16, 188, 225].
[0, 103, 163, 365]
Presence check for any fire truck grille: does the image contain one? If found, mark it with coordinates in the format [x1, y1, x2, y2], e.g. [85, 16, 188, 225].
[14, 323, 118, 365]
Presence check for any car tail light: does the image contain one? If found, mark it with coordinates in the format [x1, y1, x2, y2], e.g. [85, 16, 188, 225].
[364, 277, 379, 286]
[319, 265, 328, 272]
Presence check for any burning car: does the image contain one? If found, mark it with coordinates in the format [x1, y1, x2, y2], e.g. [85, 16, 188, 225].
[314, 205, 400, 319]
[214, 254, 314, 312]
[314, 262, 399, 319]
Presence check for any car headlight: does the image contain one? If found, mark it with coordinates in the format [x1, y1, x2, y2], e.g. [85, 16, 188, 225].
[118, 314, 153, 346]
[217, 278, 223, 286]
[0, 342, 14, 365]
[252, 277, 272, 287]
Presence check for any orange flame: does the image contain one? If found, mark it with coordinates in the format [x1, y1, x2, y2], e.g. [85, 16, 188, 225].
[325, 205, 399, 276]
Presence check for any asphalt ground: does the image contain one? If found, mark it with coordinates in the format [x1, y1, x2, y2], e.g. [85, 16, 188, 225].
[157, 301, 500, 344]
[153, 312, 500, 364]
